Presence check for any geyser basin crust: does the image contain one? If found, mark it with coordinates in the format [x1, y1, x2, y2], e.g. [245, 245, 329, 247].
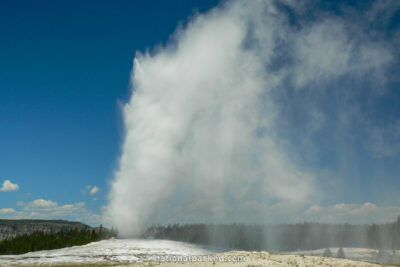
[144, 251, 386, 267]
[0, 239, 389, 266]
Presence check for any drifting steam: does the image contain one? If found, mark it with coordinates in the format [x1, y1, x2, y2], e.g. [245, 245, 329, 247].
[106, 0, 396, 237]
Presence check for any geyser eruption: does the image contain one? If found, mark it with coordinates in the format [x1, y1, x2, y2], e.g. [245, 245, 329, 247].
[106, 0, 394, 237]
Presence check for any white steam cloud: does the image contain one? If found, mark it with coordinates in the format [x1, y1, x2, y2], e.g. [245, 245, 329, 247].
[106, 0, 395, 236]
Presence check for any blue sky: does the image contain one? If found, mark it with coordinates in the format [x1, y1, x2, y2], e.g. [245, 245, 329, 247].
[1, 0, 400, 227]
[0, 0, 219, 224]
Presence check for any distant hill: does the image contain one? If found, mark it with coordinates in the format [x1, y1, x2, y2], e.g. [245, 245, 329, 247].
[0, 219, 90, 241]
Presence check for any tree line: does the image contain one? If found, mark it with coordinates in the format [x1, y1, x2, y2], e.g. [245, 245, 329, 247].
[0, 225, 116, 255]
[143, 216, 400, 252]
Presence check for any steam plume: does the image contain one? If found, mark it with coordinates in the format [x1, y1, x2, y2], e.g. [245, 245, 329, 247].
[106, 0, 395, 236]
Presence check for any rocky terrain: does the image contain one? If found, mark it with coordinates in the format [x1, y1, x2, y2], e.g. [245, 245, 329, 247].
[0, 219, 90, 241]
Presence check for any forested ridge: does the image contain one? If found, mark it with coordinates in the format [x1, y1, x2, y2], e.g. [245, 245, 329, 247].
[143, 216, 400, 252]
[0, 219, 90, 241]
[2, 217, 400, 256]
[0, 225, 116, 255]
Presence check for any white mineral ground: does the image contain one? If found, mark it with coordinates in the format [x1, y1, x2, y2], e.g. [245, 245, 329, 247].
[0, 239, 396, 266]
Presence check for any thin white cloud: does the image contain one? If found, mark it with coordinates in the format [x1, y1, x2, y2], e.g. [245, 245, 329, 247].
[305, 205, 323, 215]
[81, 185, 99, 196]
[0, 200, 102, 226]
[15, 201, 25, 207]
[0, 208, 16, 214]
[90, 186, 99, 195]
[302, 203, 400, 224]
[0, 180, 19, 192]
[28, 199, 58, 208]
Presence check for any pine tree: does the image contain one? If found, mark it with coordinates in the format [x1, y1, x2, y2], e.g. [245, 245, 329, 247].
[337, 247, 345, 258]
[323, 248, 332, 257]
